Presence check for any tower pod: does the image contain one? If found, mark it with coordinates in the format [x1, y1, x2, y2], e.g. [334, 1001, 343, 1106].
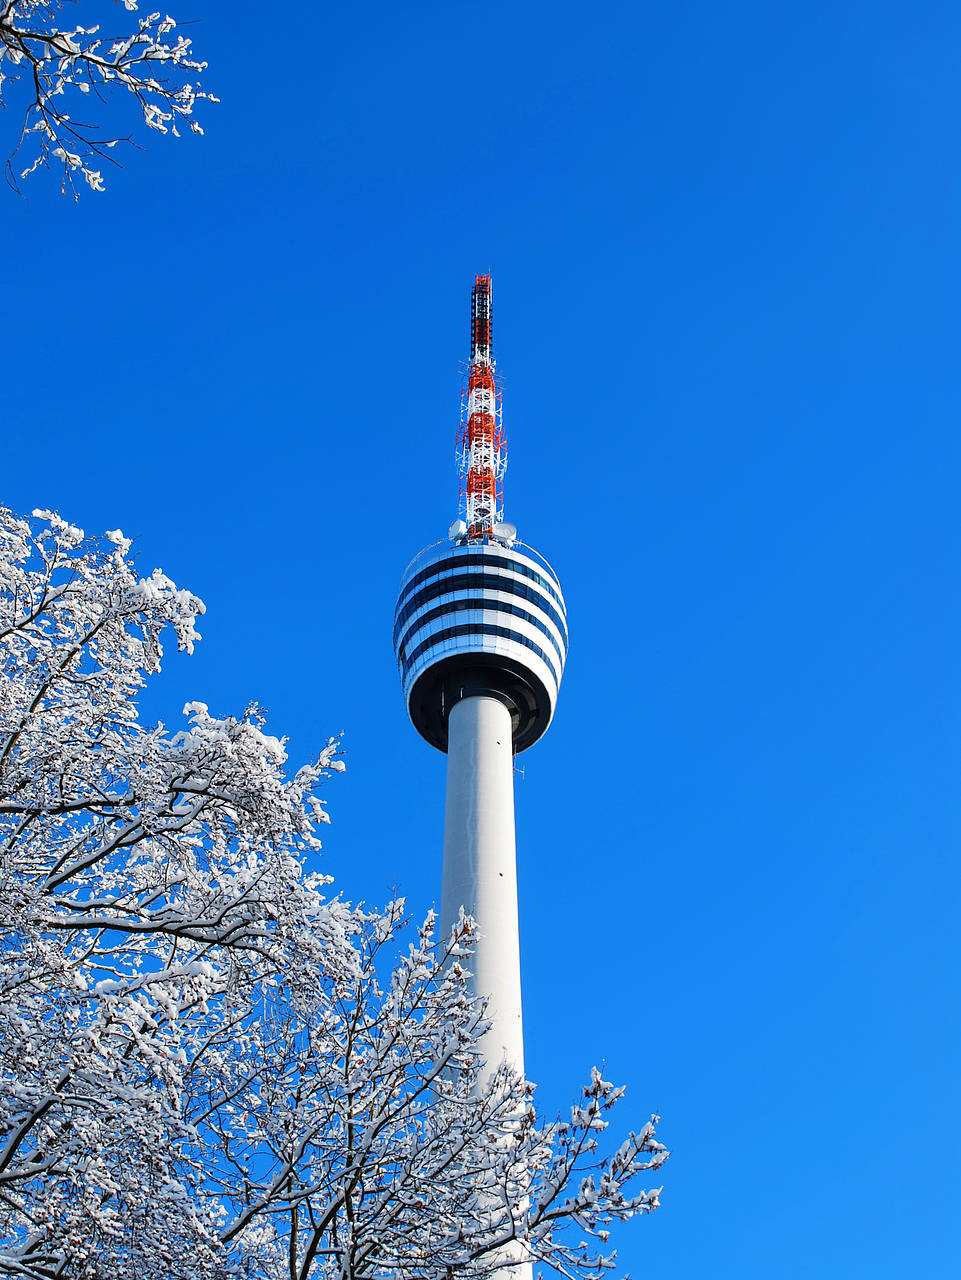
[393, 539, 567, 753]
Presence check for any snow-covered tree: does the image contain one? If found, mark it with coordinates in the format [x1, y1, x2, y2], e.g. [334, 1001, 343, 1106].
[0, 507, 667, 1279]
[0, 1, 214, 193]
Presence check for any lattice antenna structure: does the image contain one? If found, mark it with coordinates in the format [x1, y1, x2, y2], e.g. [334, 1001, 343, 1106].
[457, 275, 507, 540]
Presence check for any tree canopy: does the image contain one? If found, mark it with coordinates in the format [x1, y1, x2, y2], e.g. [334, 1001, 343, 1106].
[0, 508, 666, 1278]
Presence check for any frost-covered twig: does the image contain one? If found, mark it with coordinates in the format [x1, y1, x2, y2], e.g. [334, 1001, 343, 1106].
[0, 1, 215, 193]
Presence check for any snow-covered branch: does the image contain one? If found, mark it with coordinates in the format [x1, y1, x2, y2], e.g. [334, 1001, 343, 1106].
[0, 1, 215, 193]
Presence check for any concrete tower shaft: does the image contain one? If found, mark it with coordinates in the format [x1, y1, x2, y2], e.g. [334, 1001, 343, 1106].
[440, 696, 523, 1069]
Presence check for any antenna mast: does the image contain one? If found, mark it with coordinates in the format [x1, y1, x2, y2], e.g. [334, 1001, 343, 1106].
[458, 275, 506, 540]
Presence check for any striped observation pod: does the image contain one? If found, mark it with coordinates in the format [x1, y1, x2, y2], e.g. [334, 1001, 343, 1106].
[393, 537, 567, 753]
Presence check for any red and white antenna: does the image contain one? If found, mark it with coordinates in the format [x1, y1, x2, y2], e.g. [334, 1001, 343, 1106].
[458, 275, 506, 540]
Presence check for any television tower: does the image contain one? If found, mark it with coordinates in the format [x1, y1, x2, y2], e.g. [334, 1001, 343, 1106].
[393, 276, 568, 1080]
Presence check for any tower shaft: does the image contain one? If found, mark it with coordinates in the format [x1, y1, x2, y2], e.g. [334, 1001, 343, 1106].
[440, 695, 524, 1077]
[440, 694, 531, 1280]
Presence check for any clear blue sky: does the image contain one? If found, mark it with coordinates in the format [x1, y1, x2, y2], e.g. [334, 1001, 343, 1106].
[5, 1, 959, 1275]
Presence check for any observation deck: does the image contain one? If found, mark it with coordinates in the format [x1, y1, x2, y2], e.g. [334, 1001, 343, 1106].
[393, 537, 567, 753]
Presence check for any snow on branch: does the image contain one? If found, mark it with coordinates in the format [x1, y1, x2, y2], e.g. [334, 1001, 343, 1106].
[0, 1, 216, 193]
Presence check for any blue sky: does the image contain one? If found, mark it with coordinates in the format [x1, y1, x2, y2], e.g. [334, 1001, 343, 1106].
[4, 1, 959, 1275]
